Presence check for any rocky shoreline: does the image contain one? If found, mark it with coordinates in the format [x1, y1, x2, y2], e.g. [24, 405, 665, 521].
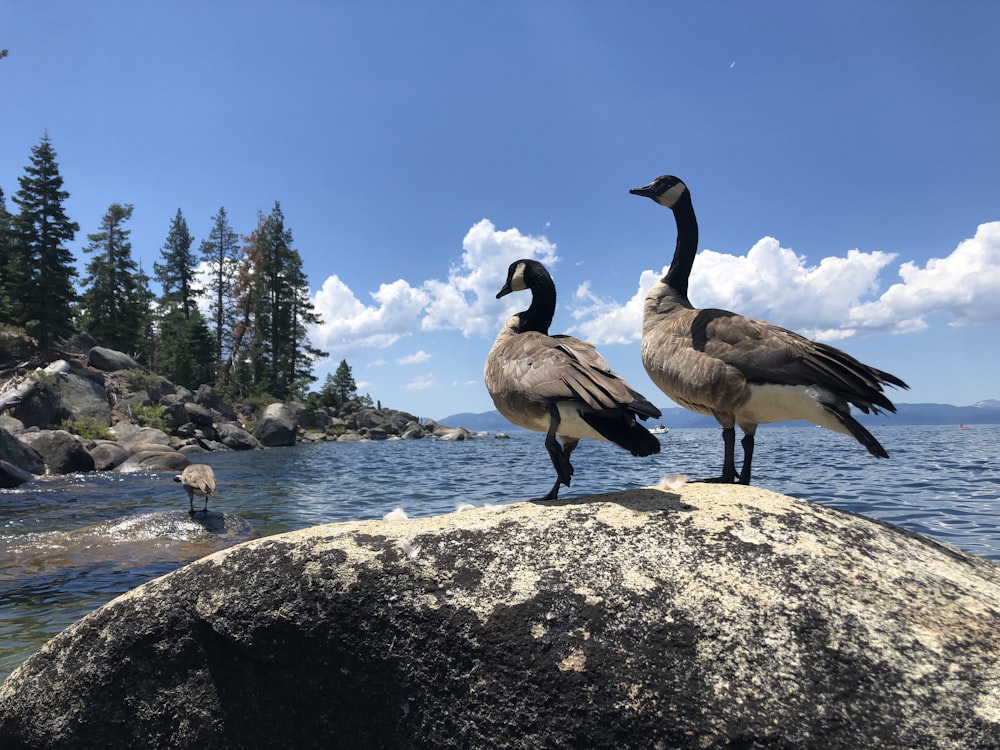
[0, 344, 477, 488]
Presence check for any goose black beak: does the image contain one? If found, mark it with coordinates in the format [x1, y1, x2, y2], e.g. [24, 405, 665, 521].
[496, 283, 513, 299]
[629, 184, 657, 198]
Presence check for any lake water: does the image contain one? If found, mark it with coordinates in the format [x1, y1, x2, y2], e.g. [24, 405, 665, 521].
[2, 423, 999, 681]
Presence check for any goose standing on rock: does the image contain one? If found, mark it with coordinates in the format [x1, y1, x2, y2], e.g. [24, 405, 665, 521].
[629, 175, 908, 485]
[175, 463, 217, 513]
[484, 259, 662, 501]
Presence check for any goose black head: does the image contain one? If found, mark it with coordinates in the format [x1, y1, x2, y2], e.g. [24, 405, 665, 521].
[496, 259, 553, 299]
[629, 175, 689, 209]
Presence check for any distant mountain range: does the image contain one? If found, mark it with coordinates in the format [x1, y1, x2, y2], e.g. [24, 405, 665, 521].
[441, 400, 1000, 432]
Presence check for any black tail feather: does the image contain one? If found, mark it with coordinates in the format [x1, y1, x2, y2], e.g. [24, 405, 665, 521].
[581, 411, 661, 457]
[831, 408, 889, 459]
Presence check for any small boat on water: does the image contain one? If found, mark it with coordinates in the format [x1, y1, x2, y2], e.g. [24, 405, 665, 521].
[649, 425, 669, 435]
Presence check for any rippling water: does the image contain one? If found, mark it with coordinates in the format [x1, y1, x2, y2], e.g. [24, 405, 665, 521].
[2, 423, 999, 681]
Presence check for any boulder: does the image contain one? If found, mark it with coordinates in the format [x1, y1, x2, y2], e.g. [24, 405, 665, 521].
[4, 484, 1000, 749]
[183, 401, 216, 428]
[0, 459, 34, 488]
[57, 371, 110, 425]
[88, 441, 129, 471]
[115, 449, 189, 474]
[194, 384, 237, 420]
[113, 426, 172, 454]
[87, 347, 139, 373]
[8, 379, 62, 429]
[0, 415, 25, 434]
[216, 422, 259, 451]
[400, 423, 425, 440]
[0, 426, 45, 475]
[253, 402, 297, 447]
[17, 429, 95, 474]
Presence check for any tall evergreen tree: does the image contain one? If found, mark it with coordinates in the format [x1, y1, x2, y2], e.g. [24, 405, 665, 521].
[326, 360, 357, 407]
[199, 207, 240, 376]
[154, 209, 199, 317]
[226, 202, 325, 399]
[78, 203, 148, 354]
[153, 208, 213, 386]
[9, 135, 79, 350]
[0, 187, 13, 324]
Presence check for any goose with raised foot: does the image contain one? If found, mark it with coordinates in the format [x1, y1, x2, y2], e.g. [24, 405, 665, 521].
[629, 175, 908, 485]
[174, 463, 217, 513]
[485, 259, 662, 501]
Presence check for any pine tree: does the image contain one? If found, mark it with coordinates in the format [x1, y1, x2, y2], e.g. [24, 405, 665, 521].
[9, 135, 80, 350]
[0, 187, 13, 324]
[154, 209, 199, 317]
[78, 203, 148, 355]
[153, 208, 213, 386]
[225, 202, 325, 399]
[157, 307, 215, 389]
[327, 360, 357, 407]
[199, 207, 239, 377]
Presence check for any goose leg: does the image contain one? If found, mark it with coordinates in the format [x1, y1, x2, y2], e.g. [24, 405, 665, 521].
[188, 489, 195, 514]
[541, 437, 580, 501]
[541, 408, 575, 500]
[738, 432, 755, 485]
[698, 426, 739, 483]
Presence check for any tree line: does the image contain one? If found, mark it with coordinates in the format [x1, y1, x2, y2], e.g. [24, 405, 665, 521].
[0, 134, 327, 401]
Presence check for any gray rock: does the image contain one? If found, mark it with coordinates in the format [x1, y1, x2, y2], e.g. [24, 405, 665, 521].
[183, 401, 216, 428]
[115, 449, 189, 474]
[0, 426, 45, 475]
[0, 415, 25, 435]
[253, 403, 297, 447]
[216, 422, 259, 451]
[8, 380, 61, 428]
[160, 401, 191, 431]
[400, 424, 425, 440]
[113, 426, 171, 454]
[17, 429, 95, 474]
[87, 347, 139, 373]
[194, 384, 236, 421]
[4, 484, 1000, 749]
[0, 459, 34, 487]
[56, 371, 110, 425]
[87, 441, 129, 471]
[437, 426, 472, 441]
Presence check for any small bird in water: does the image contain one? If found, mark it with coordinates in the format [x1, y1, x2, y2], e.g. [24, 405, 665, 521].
[174, 464, 217, 513]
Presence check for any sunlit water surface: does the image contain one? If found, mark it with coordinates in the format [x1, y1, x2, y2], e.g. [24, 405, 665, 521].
[2, 423, 998, 681]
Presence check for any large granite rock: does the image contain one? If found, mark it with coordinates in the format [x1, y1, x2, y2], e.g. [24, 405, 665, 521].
[17, 429, 95, 474]
[253, 402, 297, 447]
[3, 484, 1000, 749]
[87, 346, 139, 373]
[0, 426, 45, 476]
[57, 370, 110, 425]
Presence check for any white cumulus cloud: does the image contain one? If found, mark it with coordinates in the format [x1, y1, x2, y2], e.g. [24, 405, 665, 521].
[845, 221, 1000, 335]
[310, 219, 558, 354]
[311, 275, 430, 353]
[568, 226, 1000, 345]
[421, 218, 558, 337]
[397, 350, 431, 365]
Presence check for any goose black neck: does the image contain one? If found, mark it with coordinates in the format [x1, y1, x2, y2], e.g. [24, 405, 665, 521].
[663, 190, 699, 300]
[519, 275, 556, 334]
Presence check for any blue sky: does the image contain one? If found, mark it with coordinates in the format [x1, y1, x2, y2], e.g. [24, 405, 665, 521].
[2, 2, 998, 420]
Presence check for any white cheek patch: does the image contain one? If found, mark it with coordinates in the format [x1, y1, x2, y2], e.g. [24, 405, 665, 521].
[509, 261, 528, 291]
[659, 182, 687, 208]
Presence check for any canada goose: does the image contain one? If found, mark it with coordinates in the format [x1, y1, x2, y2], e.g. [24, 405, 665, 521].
[630, 175, 908, 484]
[174, 463, 217, 513]
[484, 259, 662, 500]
